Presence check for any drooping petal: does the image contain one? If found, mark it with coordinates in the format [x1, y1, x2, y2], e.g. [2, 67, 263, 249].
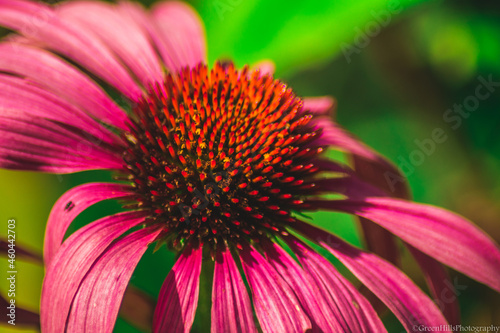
[211, 246, 257, 333]
[358, 220, 400, 272]
[0, 116, 123, 173]
[350, 154, 407, 314]
[0, 75, 121, 147]
[313, 117, 386, 163]
[351, 153, 410, 199]
[238, 243, 311, 333]
[151, 1, 207, 72]
[294, 220, 451, 332]
[351, 154, 404, 268]
[283, 236, 386, 333]
[360, 219, 399, 266]
[41, 211, 147, 332]
[311, 114, 413, 263]
[153, 242, 203, 333]
[261, 239, 353, 332]
[408, 246, 460, 326]
[0, 147, 109, 173]
[314, 174, 401, 281]
[0, 0, 142, 99]
[66, 226, 161, 333]
[314, 176, 385, 199]
[57, 1, 164, 87]
[318, 166, 461, 322]
[311, 197, 500, 292]
[312, 115, 402, 187]
[313, 117, 409, 275]
[44, 183, 135, 265]
[310, 157, 353, 175]
[303, 96, 335, 117]
[0, 42, 130, 130]
[0, 76, 124, 172]
[350, 154, 459, 323]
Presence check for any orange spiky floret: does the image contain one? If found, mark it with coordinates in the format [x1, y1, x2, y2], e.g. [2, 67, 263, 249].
[122, 62, 323, 248]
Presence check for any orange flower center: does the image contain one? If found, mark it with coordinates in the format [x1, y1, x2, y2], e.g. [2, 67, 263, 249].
[121, 62, 323, 250]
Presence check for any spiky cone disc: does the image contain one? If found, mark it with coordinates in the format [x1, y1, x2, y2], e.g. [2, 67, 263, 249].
[121, 62, 324, 250]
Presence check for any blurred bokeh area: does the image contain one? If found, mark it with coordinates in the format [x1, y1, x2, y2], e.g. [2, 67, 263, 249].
[1, 0, 499, 331]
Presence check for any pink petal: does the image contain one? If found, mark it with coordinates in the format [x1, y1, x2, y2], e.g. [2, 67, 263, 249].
[283, 237, 386, 332]
[151, 1, 206, 72]
[318, 167, 461, 322]
[261, 239, 354, 332]
[238, 243, 311, 333]
[0, 75, 124, 172]
[211, 246, 257, 333]
[44, 183, 135, 265]
[0, 147, 111, 173]
[66, 226, 161, 332]
[313, 117, 414, 269]
[40, 211, 147, 332]
[153, 242, 203, 333]
[408, 246, 460, 326]
[312, 174, 407, 274]
[313, 117, 381, 160]
[294, 220, 451, 332]
[312, 116, 401, 180]
[314, 176, 385, 199]
[0, 42, 130, 130]
[0, 75, 121, 147]
[350, 154, 458, 323]
[303, 96, 335, 117]
[57, 1, 164, 87]
[0, 0, 142, 99]
[351, 153, 410, 199]
[351, 154, 405, 268]
[0, 116, 123, 173]
[359, 220, 400, 270]
[312, 197, 500, 292]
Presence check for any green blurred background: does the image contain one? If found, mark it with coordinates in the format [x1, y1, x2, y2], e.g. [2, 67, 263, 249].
[1, 0, 499, 331]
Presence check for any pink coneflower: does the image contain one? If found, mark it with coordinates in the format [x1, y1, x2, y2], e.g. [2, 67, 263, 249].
[0, 0, 499, 332]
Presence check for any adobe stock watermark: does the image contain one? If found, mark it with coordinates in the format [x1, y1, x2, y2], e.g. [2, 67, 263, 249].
[341, 0, 402, 64]
[212, 0, 243, 21]
[385, 74, 500, 192]
[6, 219, 17, 326]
